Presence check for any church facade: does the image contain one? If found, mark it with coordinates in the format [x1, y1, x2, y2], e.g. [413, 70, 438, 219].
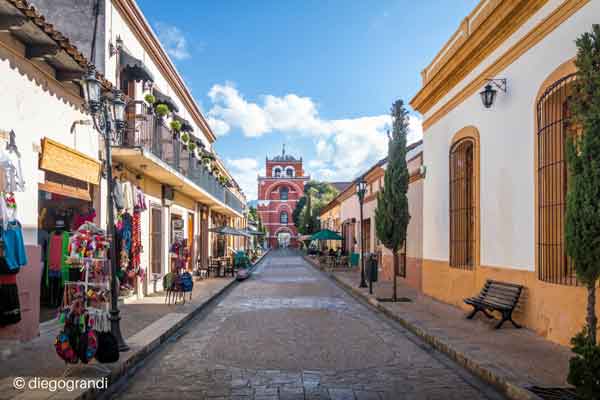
[257, 147, 309, 248]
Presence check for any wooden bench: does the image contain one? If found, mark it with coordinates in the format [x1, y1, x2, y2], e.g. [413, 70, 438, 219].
[464, 280, 523, 329]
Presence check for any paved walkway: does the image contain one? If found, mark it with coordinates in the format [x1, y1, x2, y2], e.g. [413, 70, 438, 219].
[114, 249, 506, 400]
[315, 261, 572, 397]
[0, 277, 234, 383]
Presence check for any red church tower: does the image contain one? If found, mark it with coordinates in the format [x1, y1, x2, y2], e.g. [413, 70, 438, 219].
[257, 146, 309, 248]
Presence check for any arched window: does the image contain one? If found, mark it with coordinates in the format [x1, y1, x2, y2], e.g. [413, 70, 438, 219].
[537, 73, 578, 285]
[286, 167, 294, 177]
[274, 168, 282, 178]
[280, 212, 288, 224]
[279, 186, 289, 200]
[449, 138, 475, 270]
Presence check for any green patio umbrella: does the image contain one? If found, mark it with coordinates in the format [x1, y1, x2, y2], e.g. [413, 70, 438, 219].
[310, 229, 343, 241]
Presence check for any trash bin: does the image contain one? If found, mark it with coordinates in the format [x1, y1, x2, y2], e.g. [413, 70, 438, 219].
[367, 253, 378, 282]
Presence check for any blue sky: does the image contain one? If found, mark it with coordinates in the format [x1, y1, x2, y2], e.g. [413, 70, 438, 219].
[137, 0, 479, 200]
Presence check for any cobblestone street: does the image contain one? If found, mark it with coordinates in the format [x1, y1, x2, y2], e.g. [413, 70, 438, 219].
[114, 250, 506, 400]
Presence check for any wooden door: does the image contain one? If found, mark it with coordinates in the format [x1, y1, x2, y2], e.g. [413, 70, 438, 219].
[150, 207, 163, 275]
[187, 213, 195, 270]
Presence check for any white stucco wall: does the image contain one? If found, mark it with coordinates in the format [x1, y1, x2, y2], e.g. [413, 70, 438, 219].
[422, 1, 599, 271]
[103, 1, 211, 150]
[0, 41, 100, 246]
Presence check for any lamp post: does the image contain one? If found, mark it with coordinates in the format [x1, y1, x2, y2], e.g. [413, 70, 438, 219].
[356, 179, 367, 289]
[82, 65, 129, 352]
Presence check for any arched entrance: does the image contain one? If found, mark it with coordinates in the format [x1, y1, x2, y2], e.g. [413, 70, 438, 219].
[277, 231, 291, 248]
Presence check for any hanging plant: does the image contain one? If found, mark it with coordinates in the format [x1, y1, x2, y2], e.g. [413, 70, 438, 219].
[170, 120, 182, 132]
[155, 104, 169, 117]
[144, 93, 156, 105]
[188, 142, 197, 152]
[194, 147, 202, 160]
[180, 132, 189, 143]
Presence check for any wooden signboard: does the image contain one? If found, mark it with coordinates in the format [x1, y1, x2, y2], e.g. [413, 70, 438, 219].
[39, 138, 101, 185]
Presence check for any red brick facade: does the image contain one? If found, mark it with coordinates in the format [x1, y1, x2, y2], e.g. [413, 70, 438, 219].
[257, 149, 309, 248]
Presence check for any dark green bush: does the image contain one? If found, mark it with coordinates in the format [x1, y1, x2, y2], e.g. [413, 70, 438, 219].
[567, 328, 600, 400]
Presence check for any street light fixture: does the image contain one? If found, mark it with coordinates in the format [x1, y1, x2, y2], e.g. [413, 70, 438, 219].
[82, 65, 129, 352]
[356, 179, 367, 289]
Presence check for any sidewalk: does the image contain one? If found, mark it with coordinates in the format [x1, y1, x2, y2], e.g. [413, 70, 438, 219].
[305, 257, 573, 400]
[0, 276, 235, 399]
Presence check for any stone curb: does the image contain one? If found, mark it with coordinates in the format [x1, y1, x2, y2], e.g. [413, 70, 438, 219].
[302, 255, 542, 400]
[89, 278, 239, 400]
[96, 251, 273, 400]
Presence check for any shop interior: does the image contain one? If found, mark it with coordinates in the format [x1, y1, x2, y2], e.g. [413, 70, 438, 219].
[38, 189, 95, 322]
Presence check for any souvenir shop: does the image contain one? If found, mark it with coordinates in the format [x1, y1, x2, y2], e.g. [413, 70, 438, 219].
[37, 139, 102, 323]
[112, 172, 148, 297]
[0, 133, 28, 330]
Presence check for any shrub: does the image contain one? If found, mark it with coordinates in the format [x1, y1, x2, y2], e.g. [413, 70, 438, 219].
[568, 328, 600, 400]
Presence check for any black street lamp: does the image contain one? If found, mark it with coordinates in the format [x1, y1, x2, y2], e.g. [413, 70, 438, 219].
[82, 65, 129, 352]
[356, 179, 367, 289]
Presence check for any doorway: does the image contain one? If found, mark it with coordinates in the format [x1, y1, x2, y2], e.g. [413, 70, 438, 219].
[150, 206, 163, 292]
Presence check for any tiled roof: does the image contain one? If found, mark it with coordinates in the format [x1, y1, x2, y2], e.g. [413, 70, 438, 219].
[4, 0, 112, 88]
[6, 0, 89, 68]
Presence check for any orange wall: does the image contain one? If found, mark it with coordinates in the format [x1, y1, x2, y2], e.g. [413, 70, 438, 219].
[422, 259, 600, 346]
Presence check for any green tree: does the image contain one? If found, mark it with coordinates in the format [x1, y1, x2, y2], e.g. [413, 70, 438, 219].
[374, 99, 410, 302]
[566, 24, 600, 346]
[294, 181, 339, 234]
[565, 25, 600, 399]
[292, 196, 307, 229]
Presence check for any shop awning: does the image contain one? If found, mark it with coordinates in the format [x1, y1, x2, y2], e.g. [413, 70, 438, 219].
[120, 48, 154, 83]
[154, 89, 179, 113]
[209, 226, 250, 237]
[173, 114, 194, 133]
[242, 228, 265, 236]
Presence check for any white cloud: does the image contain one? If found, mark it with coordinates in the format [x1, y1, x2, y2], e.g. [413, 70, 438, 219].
[225, 158, 264, 200]
[207, 83, 423, 183]
[206, 117, 230, 136]
[155, 22, 191, 61]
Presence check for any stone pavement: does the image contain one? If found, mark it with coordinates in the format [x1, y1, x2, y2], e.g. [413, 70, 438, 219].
[114, 249, 506, 400]
[312, 260, 573, 400]
[0, 276, 235, 399]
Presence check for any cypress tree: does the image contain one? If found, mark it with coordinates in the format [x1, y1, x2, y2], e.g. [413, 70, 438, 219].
[565, 24, 600, 346]
[375, 100, 411, 301]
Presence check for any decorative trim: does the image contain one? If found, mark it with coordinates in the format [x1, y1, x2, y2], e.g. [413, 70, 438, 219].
[418, 0, 589, 131]
[411, 0, 549, 115]
[450, 126, 481, 269]
[112, 0, 216, 143]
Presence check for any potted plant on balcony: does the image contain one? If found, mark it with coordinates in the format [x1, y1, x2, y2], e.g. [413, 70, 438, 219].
[155, 103, 169, 118]
[144, 94, 156, 115]
[180, 132, 190, 150]
[144, 93, 156, 105]
[170, 120, 182, 140]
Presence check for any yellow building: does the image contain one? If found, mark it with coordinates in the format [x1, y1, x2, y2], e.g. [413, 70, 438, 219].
[410, 0, 599, 345]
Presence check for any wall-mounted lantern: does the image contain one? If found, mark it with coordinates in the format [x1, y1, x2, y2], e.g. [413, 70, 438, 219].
[480, 78, 507, 109]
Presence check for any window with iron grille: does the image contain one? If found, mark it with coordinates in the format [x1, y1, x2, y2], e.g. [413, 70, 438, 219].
[449, 138, 475, 270]
[537, 73, 578, 286]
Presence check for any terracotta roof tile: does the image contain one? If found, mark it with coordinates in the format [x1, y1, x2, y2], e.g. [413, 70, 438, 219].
[5, 0, 112, 88]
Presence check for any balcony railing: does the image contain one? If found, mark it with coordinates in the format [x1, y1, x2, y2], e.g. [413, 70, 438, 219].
[119, 101, 244, 214]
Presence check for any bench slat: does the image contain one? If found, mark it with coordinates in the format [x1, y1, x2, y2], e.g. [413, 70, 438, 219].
[482, 289, 520, 303]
